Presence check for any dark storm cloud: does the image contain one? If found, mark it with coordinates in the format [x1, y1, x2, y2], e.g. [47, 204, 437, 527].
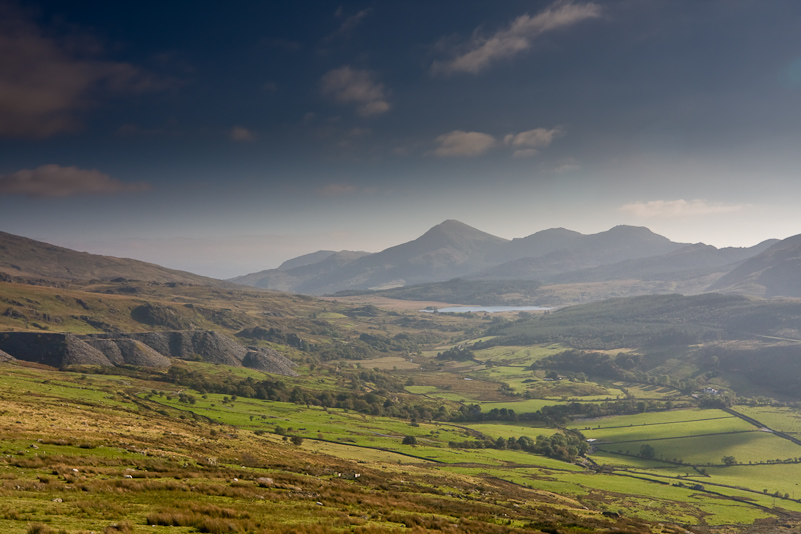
[0, 1, 168, 138]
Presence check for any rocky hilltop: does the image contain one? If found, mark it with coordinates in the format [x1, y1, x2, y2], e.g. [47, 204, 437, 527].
[0, 330, 297, 376]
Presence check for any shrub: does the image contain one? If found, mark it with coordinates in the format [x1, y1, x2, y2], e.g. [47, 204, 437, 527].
[402, 435, 417, 445]
[104, 521, 134, 534]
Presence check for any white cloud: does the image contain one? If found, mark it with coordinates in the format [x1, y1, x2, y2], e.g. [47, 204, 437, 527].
[0, 164, 150, 198]
[0, 3, 167, 138]
[320, 66, 390, 117]
[431, 1, 601, 75]
[503, 127, 564, 158]
[619, 199, 746, 218]
[504, 127, 564, 148]
[229, 126, 256, 142]
[433, 130, 497, 157]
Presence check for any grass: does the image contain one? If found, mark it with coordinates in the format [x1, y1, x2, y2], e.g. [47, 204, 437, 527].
[736, 405, 801, 434]
[4, 360, 801, 531]
[595, 430, 801, 466]
[579, 415, 752, 442]
[569, 408, 732, 430]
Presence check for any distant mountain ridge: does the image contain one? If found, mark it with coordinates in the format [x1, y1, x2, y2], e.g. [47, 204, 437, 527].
[709, 234, 801, 297]
[2, 223, 798, 303]
[231, 220, 794, 299]
[232, 221, 692, 295]
[230, 220, 509, 293]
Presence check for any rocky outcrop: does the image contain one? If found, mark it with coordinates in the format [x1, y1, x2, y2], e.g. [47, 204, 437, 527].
[0, 330, 295, 375]
[0, 332, 112, 368]
[84, 338, 171, 367]
[104, 331, 249, 366]
[242, 347, 298, 376]
[0, 348, 16, 362]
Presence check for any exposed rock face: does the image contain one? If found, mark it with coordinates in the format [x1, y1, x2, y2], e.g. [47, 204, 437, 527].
[84, 338, 171, 367]
[0, 332, 111, 368]
[0, 330, 296, 375]
[242, 347, 298, 376]
[0, 348, 16, 362]
[104, 331, 248, 365]
[84, 338, 125, 365]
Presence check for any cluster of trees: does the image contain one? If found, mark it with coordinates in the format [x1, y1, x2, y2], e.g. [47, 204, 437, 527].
[155, 365, 450, 421]
[449, 400, 677, 427]
[532, 350, 642, 380]
[477, 294, 739, 351]
[449, 404, 517, 422]
[236, 326, 308, 350]
[436, 346, 475, 362]
[449, 431, 589, 463]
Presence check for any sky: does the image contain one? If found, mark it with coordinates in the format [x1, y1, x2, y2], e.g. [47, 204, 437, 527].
[1, 0, 801, 278]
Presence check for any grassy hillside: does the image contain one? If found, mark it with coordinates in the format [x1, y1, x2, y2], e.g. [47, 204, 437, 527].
[0, 232, 228, 286]
[5, 276, 801, 531]
[478, 293, 801, 398]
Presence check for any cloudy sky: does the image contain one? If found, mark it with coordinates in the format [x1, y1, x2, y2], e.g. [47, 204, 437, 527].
[1, 0, 800, 278]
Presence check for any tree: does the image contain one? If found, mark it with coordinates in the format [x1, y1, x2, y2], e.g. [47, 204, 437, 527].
[290, 436, 304, 446]
[402, 435, 417, 445]
[722, 455, 737, 466]
[639, 444, 656, 459]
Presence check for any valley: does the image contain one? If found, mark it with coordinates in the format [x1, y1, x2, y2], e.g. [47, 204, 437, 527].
[2, 230, 801, 532]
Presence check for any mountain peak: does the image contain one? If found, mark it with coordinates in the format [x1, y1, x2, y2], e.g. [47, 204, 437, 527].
[429, 219, 478, 233]
[419, 220, 507, 246]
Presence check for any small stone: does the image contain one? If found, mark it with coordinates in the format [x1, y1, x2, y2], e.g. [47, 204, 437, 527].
[255, 477, 274, 487]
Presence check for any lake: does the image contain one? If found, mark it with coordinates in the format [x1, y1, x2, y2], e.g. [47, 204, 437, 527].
[421, 305, 551, 314]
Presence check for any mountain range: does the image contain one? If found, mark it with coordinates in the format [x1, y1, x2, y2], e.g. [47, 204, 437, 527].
[2, 221, 800, 303]
[230, 220, 793, 300]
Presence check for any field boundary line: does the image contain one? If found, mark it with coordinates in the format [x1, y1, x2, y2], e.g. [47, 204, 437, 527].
[579, 415, 734, 431]
[723, 407, 801, 448]
[597, 429, 755, 445]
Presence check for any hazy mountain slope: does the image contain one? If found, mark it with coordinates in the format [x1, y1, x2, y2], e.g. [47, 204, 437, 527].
[492, 225, 683, 265]
[547, 240, 779, 284]
[475, 226, 689, 281]
[229, 250, 371, 291]
[709, 233, 801, 297]
[0, 231, 225, 285]
[492, 227, 585, 263]
[277, 250, 337, 270]
[292, 220, 509, 294]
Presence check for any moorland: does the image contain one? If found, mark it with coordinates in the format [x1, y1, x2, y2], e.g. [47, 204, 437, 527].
[3, 228, 801, 533]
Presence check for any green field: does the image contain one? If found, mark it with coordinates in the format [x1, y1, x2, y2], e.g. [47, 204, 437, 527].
[5, 357, 801, 531]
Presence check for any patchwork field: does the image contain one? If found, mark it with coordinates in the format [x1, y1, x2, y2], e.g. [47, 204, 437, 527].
[4, 355, 801, 533]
